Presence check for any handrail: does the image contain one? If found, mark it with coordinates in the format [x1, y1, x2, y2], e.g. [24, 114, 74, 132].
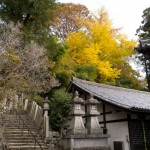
[14, 109, 44, 150]
[26, 112, 45, 140]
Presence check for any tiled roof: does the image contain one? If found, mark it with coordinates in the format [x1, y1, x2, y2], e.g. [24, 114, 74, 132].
[70, 77, 150, 112]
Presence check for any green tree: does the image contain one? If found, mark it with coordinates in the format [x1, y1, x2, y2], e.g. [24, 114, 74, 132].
[0, 0, 56, 43]
[75, 64, 98, 81]
[45, 37, 66, 62]
[56, 71, 71, 88]
[49, 88, 72, 131]
[116, 63, 146, 90]
[136, 7, 150, 39]
[135, 7, 150, 90]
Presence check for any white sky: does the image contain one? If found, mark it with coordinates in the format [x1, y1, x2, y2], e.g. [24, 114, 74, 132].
[57, 0, 149, 40]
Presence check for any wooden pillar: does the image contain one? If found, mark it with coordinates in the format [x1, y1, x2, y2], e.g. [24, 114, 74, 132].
[84, 92, 87, 125]
[103, 103, 106, 128]
[127, 114, 133, 150]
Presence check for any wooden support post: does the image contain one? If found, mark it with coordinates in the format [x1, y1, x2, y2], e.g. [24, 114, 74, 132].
[103, 103, 106, 129]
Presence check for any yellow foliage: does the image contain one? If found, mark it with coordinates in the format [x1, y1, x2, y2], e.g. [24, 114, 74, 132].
[97, 61, 120, 83]
[65, 8, 136, 83]
[67, 31, 89, 51]
[80, 43, 101, 64]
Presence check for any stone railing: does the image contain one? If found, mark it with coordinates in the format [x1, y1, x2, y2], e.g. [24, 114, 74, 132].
[1, 95, 61, 149]
[2, 95, 51, 141]
[23, 98, 50, 141]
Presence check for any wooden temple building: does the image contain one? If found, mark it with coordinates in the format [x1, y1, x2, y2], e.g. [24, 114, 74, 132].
[64, 77, 150, 150]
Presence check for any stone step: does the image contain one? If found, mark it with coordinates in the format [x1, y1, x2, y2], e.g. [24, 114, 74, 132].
[4, 131, 42, 138]
[6, 142, 46, 146]
[5, 137, 42, 141]
[2, 113, 48, 150]
[2, 116, 28, 121]
[3, 130, 37, 134]
[4, 128, 37, 131]
[7, 145, 48, 150]
[3, 116, 29, 119]
[3, 117, 21, 120]
[3, 119, 31, 122]
[3, 122, 30, 124]
[3, 129, 38, 132]
[3, 134, 40, 138]
[4, 125, 34, 128]
[6, 139, 44, 143]
[2, 115, 27, 117]
[2, 119, 28, 122]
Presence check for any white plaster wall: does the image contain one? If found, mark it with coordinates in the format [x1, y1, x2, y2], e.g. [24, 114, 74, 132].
[98, 104, 127, 125]
[98, 104, 130, 150]
[107, 121, 130, 150]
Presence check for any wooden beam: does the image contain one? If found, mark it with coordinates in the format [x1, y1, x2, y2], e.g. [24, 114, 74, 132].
[99, 118, 128, 124]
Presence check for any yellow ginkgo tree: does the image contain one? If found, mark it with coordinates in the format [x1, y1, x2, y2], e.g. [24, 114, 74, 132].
[65, 8, 136, 83]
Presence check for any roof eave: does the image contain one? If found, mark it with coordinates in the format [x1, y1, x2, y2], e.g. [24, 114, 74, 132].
[70, 80, 150, 114]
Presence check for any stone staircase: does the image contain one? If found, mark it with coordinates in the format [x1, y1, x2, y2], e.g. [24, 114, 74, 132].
[1, 113, 49, 150]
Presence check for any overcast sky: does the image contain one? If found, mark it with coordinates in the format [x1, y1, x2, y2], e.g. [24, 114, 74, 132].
[57, 0, 149, 40]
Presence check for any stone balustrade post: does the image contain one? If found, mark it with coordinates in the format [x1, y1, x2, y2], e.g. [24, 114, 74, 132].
[20, 93, 24, 106]
[2, 97, 7, 107]
[42, 97, 50, 140]
[24, 99, 28, 111]
[14, 94, 19, 109]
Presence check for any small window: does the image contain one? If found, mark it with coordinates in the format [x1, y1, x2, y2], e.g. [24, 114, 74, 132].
[91, 105, 96, 110]
[114, 141, 124, 150]
[75, 104, 80, 110]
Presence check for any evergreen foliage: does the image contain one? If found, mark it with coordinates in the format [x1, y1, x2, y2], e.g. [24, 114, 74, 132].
[136, 7, 150, 90]
[0, 0, 56, 43]
[136, 7, 150, 39]
[75, 64, 98, 81]
[49, 88, 72, 131]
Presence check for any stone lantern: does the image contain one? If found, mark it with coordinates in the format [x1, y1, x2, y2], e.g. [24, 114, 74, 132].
[86, 94, 102, 134]
[43, 97, 50, 115]
[67, 91, 87, 135]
